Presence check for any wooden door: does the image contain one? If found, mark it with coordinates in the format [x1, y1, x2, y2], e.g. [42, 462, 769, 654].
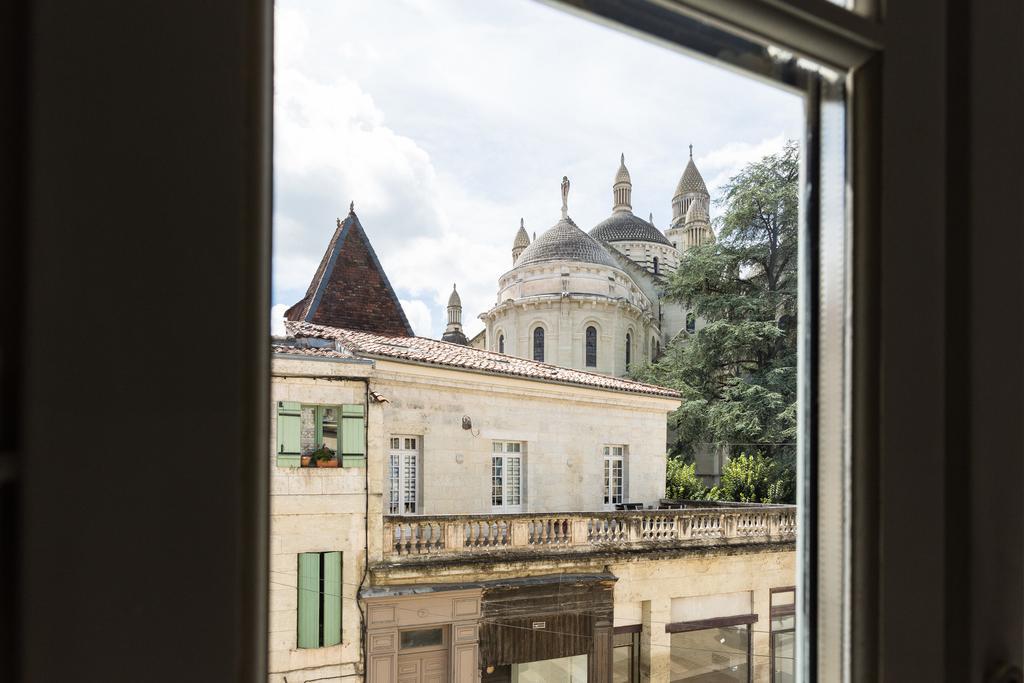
[397, 650, 448, 683]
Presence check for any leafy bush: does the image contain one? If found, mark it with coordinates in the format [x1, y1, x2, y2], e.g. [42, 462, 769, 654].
[665, 458, 707, 501]
[712, 453, 794, 504]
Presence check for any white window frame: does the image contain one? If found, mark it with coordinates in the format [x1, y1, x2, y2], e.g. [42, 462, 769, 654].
[603, 445, 626, 509]
[388, 435, 420, 515]
[491, 441, 524, 512]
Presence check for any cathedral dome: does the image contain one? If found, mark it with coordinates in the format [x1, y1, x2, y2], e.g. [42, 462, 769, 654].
[515, 216, 618, 269]
[590, 212, 673, 247]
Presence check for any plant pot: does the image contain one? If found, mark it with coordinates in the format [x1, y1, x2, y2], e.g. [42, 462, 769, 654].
[316, 458, 339, 468]
[301, 456, 313, 467]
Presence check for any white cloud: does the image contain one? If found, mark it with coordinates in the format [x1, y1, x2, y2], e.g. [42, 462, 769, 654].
[270, 303, 289, 336]
[399, 299, 433, 336]
[273, 0, 804, 338]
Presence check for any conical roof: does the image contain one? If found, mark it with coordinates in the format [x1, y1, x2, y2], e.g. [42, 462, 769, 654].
[513, 218, 530, 249]
[674, 156, 708, 198]
[614, 153, 631, 185]
[515, 216, 618, 269]
[447, 284, 461, 307]
[685, 195, 710, 223]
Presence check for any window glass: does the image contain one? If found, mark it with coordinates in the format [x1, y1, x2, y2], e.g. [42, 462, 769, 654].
[320, 406, 338, 452]
[388, 435, 419, 514]
[586, 325, 598, 367]
[513, 654, 588, 682]
[625, 333, 631, 367]
[499, 334, 505, 353]
[400, 627, 444, 650]
[492, 441, 524, 510]
[604, 446, 625, 506]
[533, 327, 544, 362]
[669, 625, 749, 682]
[613, 631, 640, 682]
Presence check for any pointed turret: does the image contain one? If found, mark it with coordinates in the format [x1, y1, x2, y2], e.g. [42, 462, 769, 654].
[670, 144, 710, 229]
[666, 144, 713, 251]
[441, 283, 468, 345]
[284, 209, 414, 336]
[613, 153, 632, 213]
[512, 218, 530, 265]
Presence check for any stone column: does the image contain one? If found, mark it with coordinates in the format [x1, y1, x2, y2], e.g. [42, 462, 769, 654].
[642, 597, 672, 683]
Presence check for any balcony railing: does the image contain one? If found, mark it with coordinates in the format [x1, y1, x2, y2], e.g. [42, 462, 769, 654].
[381, 507, 796, 562]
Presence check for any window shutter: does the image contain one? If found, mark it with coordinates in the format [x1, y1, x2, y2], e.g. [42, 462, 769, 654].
[297, 552, 321, 648]
[341, 403, 365, 467]
[277, 402, 301, 467]
[322, 551, 342, 647]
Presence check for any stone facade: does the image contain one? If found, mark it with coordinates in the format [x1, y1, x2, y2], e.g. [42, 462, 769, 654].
[268, 344, 797, 683]
[480, 153, 715, 376]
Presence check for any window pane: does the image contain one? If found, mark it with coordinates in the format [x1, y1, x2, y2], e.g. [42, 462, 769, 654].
[670, 625, 749, 682]
[613, 644, 633, 682]
[772, 614, 795, 631]
[492, 456, 503, 506]
[507, 456, 521, 506]
[400, 627, 444, 649]
[402, 453, 417, 513]
[772, 631, 795, 683]
[388, 453, 400, 514]
[320, 406, 338, 452]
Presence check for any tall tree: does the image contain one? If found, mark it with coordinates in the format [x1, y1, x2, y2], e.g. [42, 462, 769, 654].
[636, 142, 799, 485]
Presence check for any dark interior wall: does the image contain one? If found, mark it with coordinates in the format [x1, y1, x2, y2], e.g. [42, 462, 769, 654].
[7, 1, 271, 680]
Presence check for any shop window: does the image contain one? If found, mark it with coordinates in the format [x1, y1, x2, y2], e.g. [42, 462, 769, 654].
[512, 654, 587, 682]
[668, 621, 751, 682]
[613, 628, 641, 682]
[770, 588, 796, 682]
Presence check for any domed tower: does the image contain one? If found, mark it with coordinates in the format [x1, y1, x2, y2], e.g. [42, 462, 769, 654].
[441, 283, 468, 345]
[512, 218, 530, 265]
[481, 176, 659, 376]
[666, 144, 713, 250]
[590, 154, 678, 276]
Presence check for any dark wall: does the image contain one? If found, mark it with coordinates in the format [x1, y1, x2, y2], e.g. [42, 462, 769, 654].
[4, 0, 271, 680]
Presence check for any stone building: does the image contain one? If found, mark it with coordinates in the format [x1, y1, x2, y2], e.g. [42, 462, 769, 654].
[479, 152, 714, 376]
[269, 210, 796, 683]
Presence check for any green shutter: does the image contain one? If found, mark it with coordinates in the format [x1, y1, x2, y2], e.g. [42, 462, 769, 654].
[322, 552, 342, 647]
[297, 553, 321, 648]
[277, 402, 301, 467]
[341, 404, 365, 466]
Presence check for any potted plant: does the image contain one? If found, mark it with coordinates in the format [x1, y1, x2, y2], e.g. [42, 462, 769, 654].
[300, 449, 313, 468]
[313, 445, 338, 468]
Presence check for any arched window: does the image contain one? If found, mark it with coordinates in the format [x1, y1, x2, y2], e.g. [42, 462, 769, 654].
[686, 312, 696, 334]
[532, 327, 544, 362]
[625, 333, 632, 368]
[585, 326, 597, 367]
[498, 334, 505, 354]
[653, 256, 659, 275]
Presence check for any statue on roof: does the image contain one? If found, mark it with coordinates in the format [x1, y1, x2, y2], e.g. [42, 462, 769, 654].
[560, 176, 570, 219]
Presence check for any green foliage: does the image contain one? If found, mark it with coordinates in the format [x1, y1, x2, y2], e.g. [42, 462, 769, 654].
[708, 453, 795, 504]
[634, 142, 799, 503]
[665, 458, 707, 501]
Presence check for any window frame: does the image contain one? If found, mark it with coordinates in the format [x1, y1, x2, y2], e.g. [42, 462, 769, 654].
[388, 435, 421, 515]
[491, 440, 525, 512]
[585, 324, 598, 367]
[770, 586, 797, 683]
[603, 444, 627, 509]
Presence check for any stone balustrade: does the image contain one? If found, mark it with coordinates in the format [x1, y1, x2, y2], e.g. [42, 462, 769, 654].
[381, 507, 796, 561]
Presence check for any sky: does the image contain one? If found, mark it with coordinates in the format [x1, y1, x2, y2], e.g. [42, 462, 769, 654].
[272, 0, 803, 339]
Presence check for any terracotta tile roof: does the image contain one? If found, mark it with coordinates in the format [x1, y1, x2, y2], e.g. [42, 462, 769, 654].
[279, 321, 681, 399]
[284, 211, 414, 337]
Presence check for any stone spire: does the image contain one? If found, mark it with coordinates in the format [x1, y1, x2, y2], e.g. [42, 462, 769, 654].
[613, 153, 632, 213]
[512, 217, 530, 265]
[441, 283, 468, 345]
[669, 143, 711, 231]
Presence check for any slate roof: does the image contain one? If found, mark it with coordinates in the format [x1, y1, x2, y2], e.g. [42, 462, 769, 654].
[278, 321, 680, 398]
[284, 211, 414, 337]
[674, 158, 709, 197]
[514, 216, 619, 269]
[589, 212, 673, 247]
